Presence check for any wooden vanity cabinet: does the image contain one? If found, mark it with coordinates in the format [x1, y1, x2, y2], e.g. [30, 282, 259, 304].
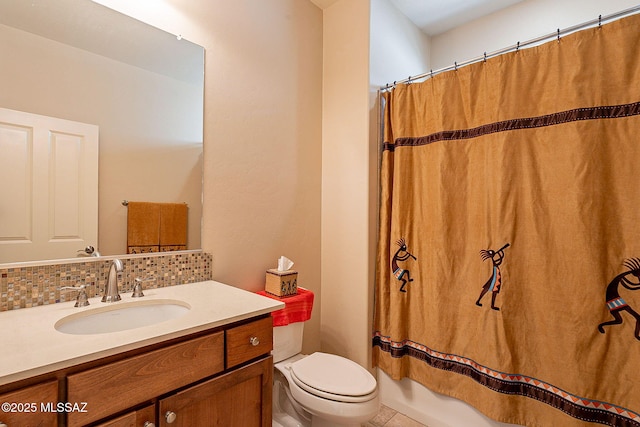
[68, 315, 273, 427]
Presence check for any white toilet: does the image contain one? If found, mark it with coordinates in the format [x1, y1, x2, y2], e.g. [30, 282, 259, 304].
[272, 321, 380, 427]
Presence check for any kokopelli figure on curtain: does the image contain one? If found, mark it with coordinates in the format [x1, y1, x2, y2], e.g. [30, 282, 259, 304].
[598, 258, 640, 341]
[392, 238, 417, 293]
[476, 243, 510, 311]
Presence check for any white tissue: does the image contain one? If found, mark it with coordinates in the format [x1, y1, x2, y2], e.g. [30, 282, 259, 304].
[277, 255, 294, 271]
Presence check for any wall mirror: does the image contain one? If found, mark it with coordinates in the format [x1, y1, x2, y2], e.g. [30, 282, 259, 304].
[0, 0, 204, 264]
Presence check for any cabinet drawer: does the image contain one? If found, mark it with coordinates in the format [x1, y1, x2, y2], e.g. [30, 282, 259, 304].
[68, 331, 224, 426]
[94, 403, 155, 427]
[0, 380, 58, 426]
[226, 316, 273, 368]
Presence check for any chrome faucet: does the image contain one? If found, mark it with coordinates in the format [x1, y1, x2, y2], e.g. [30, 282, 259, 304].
[102, 258, 123, 302]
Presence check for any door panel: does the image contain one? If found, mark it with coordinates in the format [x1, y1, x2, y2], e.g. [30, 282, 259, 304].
[0, 121, 32, 242]
[0, 108, 98, 262]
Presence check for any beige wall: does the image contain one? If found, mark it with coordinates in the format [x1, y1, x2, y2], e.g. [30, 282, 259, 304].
[0, 23, 202, 257]
[95, 0, 324, 354]
[320, 0, 374, 368]
[201, 1, 323, 355]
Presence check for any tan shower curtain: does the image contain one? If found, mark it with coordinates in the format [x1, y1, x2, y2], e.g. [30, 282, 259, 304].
[373, 13, 640, 427]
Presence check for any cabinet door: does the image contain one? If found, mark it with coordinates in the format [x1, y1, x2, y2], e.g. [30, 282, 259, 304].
[159, 357, 272, 427]
[0, 380, 58, 426]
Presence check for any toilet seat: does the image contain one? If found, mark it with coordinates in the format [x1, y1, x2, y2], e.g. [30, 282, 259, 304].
[289, 352, 377, 403]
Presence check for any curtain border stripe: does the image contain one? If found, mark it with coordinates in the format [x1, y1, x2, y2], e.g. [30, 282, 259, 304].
[383, 101, 640, 152]
[373, 332, 640, 427]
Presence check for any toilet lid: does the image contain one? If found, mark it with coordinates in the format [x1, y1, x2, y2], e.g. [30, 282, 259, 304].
[289, 352, 377, 400]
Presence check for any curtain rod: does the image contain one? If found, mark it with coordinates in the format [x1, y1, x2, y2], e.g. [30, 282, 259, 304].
[382, 5, 640, 91]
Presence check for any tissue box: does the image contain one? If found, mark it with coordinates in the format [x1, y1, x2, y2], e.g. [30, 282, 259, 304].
[265, 269, 298, 296]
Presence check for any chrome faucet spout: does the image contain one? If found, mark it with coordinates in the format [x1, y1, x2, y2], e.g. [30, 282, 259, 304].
[102, 258, 123, 302]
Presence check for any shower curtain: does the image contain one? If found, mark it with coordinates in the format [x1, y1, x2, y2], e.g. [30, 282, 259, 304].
[373, 13, 640, 427]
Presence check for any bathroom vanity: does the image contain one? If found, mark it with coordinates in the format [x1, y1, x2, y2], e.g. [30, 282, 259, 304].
[0, 281, 283, 427]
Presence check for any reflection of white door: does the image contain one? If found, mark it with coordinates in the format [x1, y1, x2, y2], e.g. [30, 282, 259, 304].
[0, 108, 98, 263]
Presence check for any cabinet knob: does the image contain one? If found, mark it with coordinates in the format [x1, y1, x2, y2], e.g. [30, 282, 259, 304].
[143, 422, 156, 427]
[249, 336, 260, 346]
[0, 422, 7, 427]
[165, 411, 177, 424]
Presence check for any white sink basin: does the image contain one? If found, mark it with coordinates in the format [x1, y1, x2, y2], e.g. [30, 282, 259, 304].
[55, 299, 191, 335]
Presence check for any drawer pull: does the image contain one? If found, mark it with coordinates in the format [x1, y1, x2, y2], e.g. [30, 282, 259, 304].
[0, 422, 7, 427]
[143, 422, 156, 427]
[249, 336, 260, 346]
[165, 411, 177, 423]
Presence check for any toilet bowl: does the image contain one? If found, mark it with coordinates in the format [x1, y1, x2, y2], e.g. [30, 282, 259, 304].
[274, 353, 379, 427]
[265, 288, 379, 427]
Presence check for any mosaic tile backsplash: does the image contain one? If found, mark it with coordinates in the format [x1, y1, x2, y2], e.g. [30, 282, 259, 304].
[0, 251, 212, 312]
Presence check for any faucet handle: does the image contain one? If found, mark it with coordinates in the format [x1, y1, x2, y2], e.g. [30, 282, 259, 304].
[132, 277, 156, 298]
[77, 246, 100, 257]
[59, 284, 90, 307]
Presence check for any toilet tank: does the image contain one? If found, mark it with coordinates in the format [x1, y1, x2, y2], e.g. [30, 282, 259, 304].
[261, 287, 314, 363]
[272, 322, 304, 363]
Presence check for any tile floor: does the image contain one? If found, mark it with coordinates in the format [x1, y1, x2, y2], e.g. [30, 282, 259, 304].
[363, 405, 427, 427]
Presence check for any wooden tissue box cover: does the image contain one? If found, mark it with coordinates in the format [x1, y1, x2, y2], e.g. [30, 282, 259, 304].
[265, 269, 298, 296]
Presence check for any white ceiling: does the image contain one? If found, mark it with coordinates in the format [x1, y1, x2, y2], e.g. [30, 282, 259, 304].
[310, 0, 524, 36]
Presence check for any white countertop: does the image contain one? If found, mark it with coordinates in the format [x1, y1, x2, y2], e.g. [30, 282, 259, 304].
[0, 280, 284, 386]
